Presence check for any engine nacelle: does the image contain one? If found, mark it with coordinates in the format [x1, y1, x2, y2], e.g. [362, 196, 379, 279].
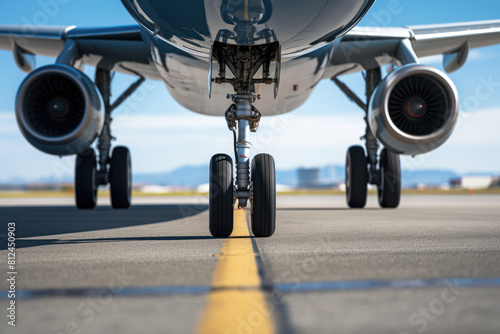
[369, 64, 459, 155]
[16, 65, 104, 156]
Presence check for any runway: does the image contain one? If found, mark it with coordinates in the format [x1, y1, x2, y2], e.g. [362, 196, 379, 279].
[1, 194, 499, 334]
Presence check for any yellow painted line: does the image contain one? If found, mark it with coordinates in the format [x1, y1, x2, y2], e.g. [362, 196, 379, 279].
[197, 209, 275, 334]
[244, 0, 249, 20]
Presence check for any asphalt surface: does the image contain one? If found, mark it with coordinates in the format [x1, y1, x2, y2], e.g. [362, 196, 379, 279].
[1, 194, 499, 334]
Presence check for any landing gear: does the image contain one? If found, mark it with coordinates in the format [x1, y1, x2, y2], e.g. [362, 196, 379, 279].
[345, 146, 368, 208]
[251, 154, 276, 237]
[207, 93, 278, 238]
[74, 68, 144, 209]
[334, 68, 401, 209]
[209, 154, 234, 238]
[75, 149, 97, 209]
[110, 146, 132, 209]
[207, 41, 280, 237]
[378, 148, 401, 208]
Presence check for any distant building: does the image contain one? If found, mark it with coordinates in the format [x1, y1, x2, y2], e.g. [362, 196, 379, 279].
[134, 184, 191, 193]
[450, 175, 495, 189]
[449, 178, 461, 189]
[197, 183, 210, 193]
[323, 165, 338, 184]
[462, 176, 494, 189]
[491, 177, 500, 188]
[298, 168, 321, 188]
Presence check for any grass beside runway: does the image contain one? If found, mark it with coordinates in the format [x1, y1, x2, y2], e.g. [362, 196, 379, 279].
[1, 188, 500, 198]
[0, 190, 207, 198]
[277, 188, 500, 195]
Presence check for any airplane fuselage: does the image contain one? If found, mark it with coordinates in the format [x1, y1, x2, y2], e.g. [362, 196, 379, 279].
[122, 0, 376, 116]
[123, 0, 375, 56]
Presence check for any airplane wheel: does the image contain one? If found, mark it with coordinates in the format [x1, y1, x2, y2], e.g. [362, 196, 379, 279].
[75, 148, 97, 209]
[110, 146, 132, 209]
[251, 154, 276, 237]
[378, 148, 401, 208]
[346, 146, 368, 208]
[209, 154, 234, 238]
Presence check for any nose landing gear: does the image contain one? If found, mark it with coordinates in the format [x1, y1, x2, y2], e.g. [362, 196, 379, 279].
[208, 42, 279, 237]
[209, 93, 276, 238]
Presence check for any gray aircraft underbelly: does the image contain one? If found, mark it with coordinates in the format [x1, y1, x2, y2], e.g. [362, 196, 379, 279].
[123, 0, 375, 116]
[123, 0, 374, 56]
[151, 38, 336, 116]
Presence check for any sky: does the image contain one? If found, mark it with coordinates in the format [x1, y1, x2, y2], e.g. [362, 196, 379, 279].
[0, 0, 500, 183]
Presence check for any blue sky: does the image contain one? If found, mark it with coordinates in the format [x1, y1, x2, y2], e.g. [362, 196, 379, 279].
[0, 0, 500, 183]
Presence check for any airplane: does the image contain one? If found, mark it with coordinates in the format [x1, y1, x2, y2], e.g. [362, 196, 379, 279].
[1, 1, 499, 238]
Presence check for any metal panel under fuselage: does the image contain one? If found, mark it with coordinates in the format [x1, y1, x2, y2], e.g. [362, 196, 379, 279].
[149, 35, 337, 116]
[122, 0, 374, 56]
[124, 0, 375, 115]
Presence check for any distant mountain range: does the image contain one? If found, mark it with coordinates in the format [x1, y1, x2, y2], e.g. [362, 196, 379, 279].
[133, 165, 344, 187]
[2, 164, 498, 188]
[400, 169, 459, 188]
[134, 165, 500, 188]
[135, 165, 208, 187]
[133, 164, 492, 188]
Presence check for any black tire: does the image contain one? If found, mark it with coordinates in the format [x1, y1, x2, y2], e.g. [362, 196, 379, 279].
[75, 149, 97, 209]
[110, 146, 132, 209]
[251, 154, 276, 238]
[209, 154, 234, 238]
[378, 148, 401, 208]
[346, 146, 368, 208]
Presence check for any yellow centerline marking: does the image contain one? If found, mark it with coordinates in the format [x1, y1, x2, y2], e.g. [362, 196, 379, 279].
[197, 208, 275, 334]
[244, 0, 249, 20]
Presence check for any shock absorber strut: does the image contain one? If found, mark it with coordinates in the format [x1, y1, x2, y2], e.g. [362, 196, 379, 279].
[365, 68, 382, 185]
[225, 93, 261, 208]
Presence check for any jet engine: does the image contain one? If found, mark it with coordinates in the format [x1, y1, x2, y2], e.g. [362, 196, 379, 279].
[15, 65, 104, 156]
[369, 65, 459, 155]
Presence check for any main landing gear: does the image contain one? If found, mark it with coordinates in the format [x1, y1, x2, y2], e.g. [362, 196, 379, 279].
[75, 69, 143, 209]
[334, 68, 401, 209]
[208, 42, 280, 237]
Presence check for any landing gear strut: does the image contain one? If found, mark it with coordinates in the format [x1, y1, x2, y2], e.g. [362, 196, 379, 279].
[75, 68, 144, 209]
[333, 68, 401, 208]
[208, 42, 279, 237]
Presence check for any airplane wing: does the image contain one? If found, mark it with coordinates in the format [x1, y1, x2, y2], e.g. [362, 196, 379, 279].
[326, 20, 500, 78]
[0, 25, 160, 79]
